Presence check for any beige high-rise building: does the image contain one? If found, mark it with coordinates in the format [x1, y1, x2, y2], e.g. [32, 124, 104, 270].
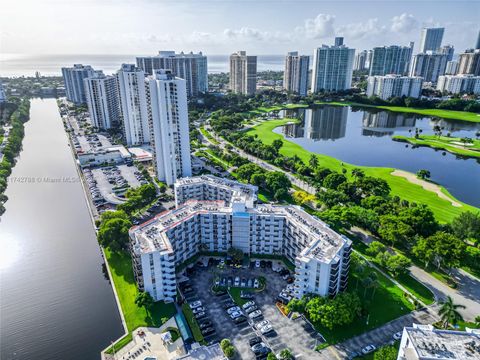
[283, 52, 309, 96]
[457, 49, 480, 76]
[229, 51, 257, 95]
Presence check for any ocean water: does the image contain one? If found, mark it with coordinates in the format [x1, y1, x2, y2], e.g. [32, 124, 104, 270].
[0, 54, 285, 77]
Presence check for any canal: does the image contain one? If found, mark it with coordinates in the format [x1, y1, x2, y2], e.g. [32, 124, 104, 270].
[276, 106, 480, 207]
[0, 98, 123, 360]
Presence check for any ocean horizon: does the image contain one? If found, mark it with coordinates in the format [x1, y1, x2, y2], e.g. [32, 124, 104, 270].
[0, 53, 286, 77]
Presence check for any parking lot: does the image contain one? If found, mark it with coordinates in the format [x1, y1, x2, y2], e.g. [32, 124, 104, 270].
[180, 260, 326, 359]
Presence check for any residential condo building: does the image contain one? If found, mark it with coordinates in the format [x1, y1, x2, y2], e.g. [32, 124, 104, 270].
[117, 64, 150, 146]
[410, 52, 448, 83]
[136, 51, 208, 97]
[367, 75, 423, 100]
[311, 39, 355, 92]
[419, 27, 444, 53]
[445, 60, 459, 75]
[457, 49, 480, 76]
[436, 74, 480, 94]
[61, 64, 95, 104]
[0, 83, 6, 103]
[129, 175, 352, 302]
[354, 50, 369, 71]
[229, 51, 257, 95]
[283, 52, 310, 96]
[145, 70, 192, 185]
[84, 71, 121, 129]
[440, 44, 455, 62]
[397, 324, 480, 360]
[476, 30, 480, 50]
[368, 44, 414, 76]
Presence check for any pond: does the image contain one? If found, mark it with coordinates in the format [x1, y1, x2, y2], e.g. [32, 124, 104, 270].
[274, 106, 480, 207]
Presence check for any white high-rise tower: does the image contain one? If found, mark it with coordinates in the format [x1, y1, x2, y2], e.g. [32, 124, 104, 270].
[117, 64, 150, 146]
[146, 70, 192, 185]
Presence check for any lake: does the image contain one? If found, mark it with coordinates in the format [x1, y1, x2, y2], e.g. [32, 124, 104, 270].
[0, 98, 123, 360]
[274, 106, 480, 207]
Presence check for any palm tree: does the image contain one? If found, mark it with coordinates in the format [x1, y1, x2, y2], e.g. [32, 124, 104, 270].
[438, 296, 466, 329]
[309, 154, 319, 169]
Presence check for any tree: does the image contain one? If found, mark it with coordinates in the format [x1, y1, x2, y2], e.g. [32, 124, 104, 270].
[386, 254, 411, 277]
[265, 171, 291, 194]
[438, 296, 465, 328]
[475, 315, 480, 327]
[287, 298, 307, 313]
[223, 345, 235, 359]
[306, 293, 361, 329]
[399, 205, 438, 238]
[250, 173, 266, 187]
[309, 154, 319, 169]
[451, 211, 480, 242]
[366, 241, 387, 256]
[413, 232, 465, 271]
[271, 139, 284, 152]
[416, 169, 431, 180]
[374, 345, 398, 360]
[378, 215, 414, 246]
[322, 173, 347, 189]
[135, 291, 154, 312]
[267, 354, 277, 360]
[227, 247, 244, 263]
[279, 348, 294, 359]
[351, 168, 365, 179]
[98, 217, 132, 251]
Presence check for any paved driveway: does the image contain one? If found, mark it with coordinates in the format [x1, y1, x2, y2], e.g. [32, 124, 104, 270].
[410, 266, 480, 321]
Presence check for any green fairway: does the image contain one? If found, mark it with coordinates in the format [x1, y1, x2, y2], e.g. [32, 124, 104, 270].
[314, 102, 480, 123]
[245, 119, 478, 223]
[393, 135, 480, 159]
[104, 248, 176, 331]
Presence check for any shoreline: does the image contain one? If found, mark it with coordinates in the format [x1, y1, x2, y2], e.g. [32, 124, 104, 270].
[245, 119, 478, 223]
[392, 135, 480, 159]
[59, 104, 130, 356]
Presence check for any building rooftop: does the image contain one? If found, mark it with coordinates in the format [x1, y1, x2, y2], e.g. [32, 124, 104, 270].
[176, 343, 226, 360]
[401, 324, 480, 360]
[130, 199, 349, 263]
[175, 175, 258, 208]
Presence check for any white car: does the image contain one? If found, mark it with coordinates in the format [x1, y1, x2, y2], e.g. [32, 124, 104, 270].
[230, 311, 243, 319]
[192, 307, 205, 314]
[260, 324, 273, 334]
[256, 320, 270, 329]
[190, 301, 202, 309]
[393, 331, 402, 341]
[242, 301, 255, 310]
[255, 260, 261, 268]
[249, 310, 262, 319]
[227, 306, 241, 315]
[234, 277, 240, 286]
[254, 279, 260, 288]
[361, 345, 377, 355]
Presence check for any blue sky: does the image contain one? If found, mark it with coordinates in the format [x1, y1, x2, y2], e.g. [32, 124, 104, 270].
[1, 0, 478, 55]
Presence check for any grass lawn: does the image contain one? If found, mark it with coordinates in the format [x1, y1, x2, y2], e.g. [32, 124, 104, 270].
[393, 135, 480, 159]
[200, 125, 219, 144]
[229, 287, 254, 306]
[314, 101, 480, 123]
[311, 265, 414, 345]
[245, 119, 479, 223]
[104, 249, 176, 351]
[181, 303, 205, 343]
[105, 333, 133, 354]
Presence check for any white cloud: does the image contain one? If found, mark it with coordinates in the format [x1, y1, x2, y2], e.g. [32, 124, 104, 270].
[299, 13, 336, 39]
[391, 13, 418, 33]
[338, 18, 384, 39]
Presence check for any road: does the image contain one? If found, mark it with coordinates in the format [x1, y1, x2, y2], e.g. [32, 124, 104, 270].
[201, 125, 317, 194]
[410, 266, 480, 321]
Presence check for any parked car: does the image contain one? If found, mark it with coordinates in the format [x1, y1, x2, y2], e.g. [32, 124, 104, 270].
[230, 311, 243, 319]
[241, 278, 247, 287]
[199, 320, 212, 328]
[242, 301, 255, 310]
[190, 301, 202, 309]
[192, 307, 205, 314]
[393, 331, 402, 341]
[234, 316, 247, 324]
[255, 260, 261, 268]
[234, 277, 240, 286]
[251, 342, 267, 354]
[245, 305, 258, 314]
[249, 336, 262, 347]
[194, 312, 206, 320]
[223, 301, 236, 310]
[215, 290, 227, 296]
[227, 306, 241, 314]
[254, 279, 260, 288]
[249, 310, 262, 319]
[256, 320, 270, 329]
[361, 345, 377, 355]
[260, 324, 273, 334]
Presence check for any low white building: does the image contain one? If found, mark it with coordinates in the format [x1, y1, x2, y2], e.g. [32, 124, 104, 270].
[78, 145, 131, 167]
[367, 75, 423, 100]
[129, 175, 351, 302]
[436, 74, 480, 94]
[397, 324, 480, 360]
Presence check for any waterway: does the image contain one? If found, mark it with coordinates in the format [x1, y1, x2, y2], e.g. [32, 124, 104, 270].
[275, 106, 480, 207]
[0, 98, 123, 360]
